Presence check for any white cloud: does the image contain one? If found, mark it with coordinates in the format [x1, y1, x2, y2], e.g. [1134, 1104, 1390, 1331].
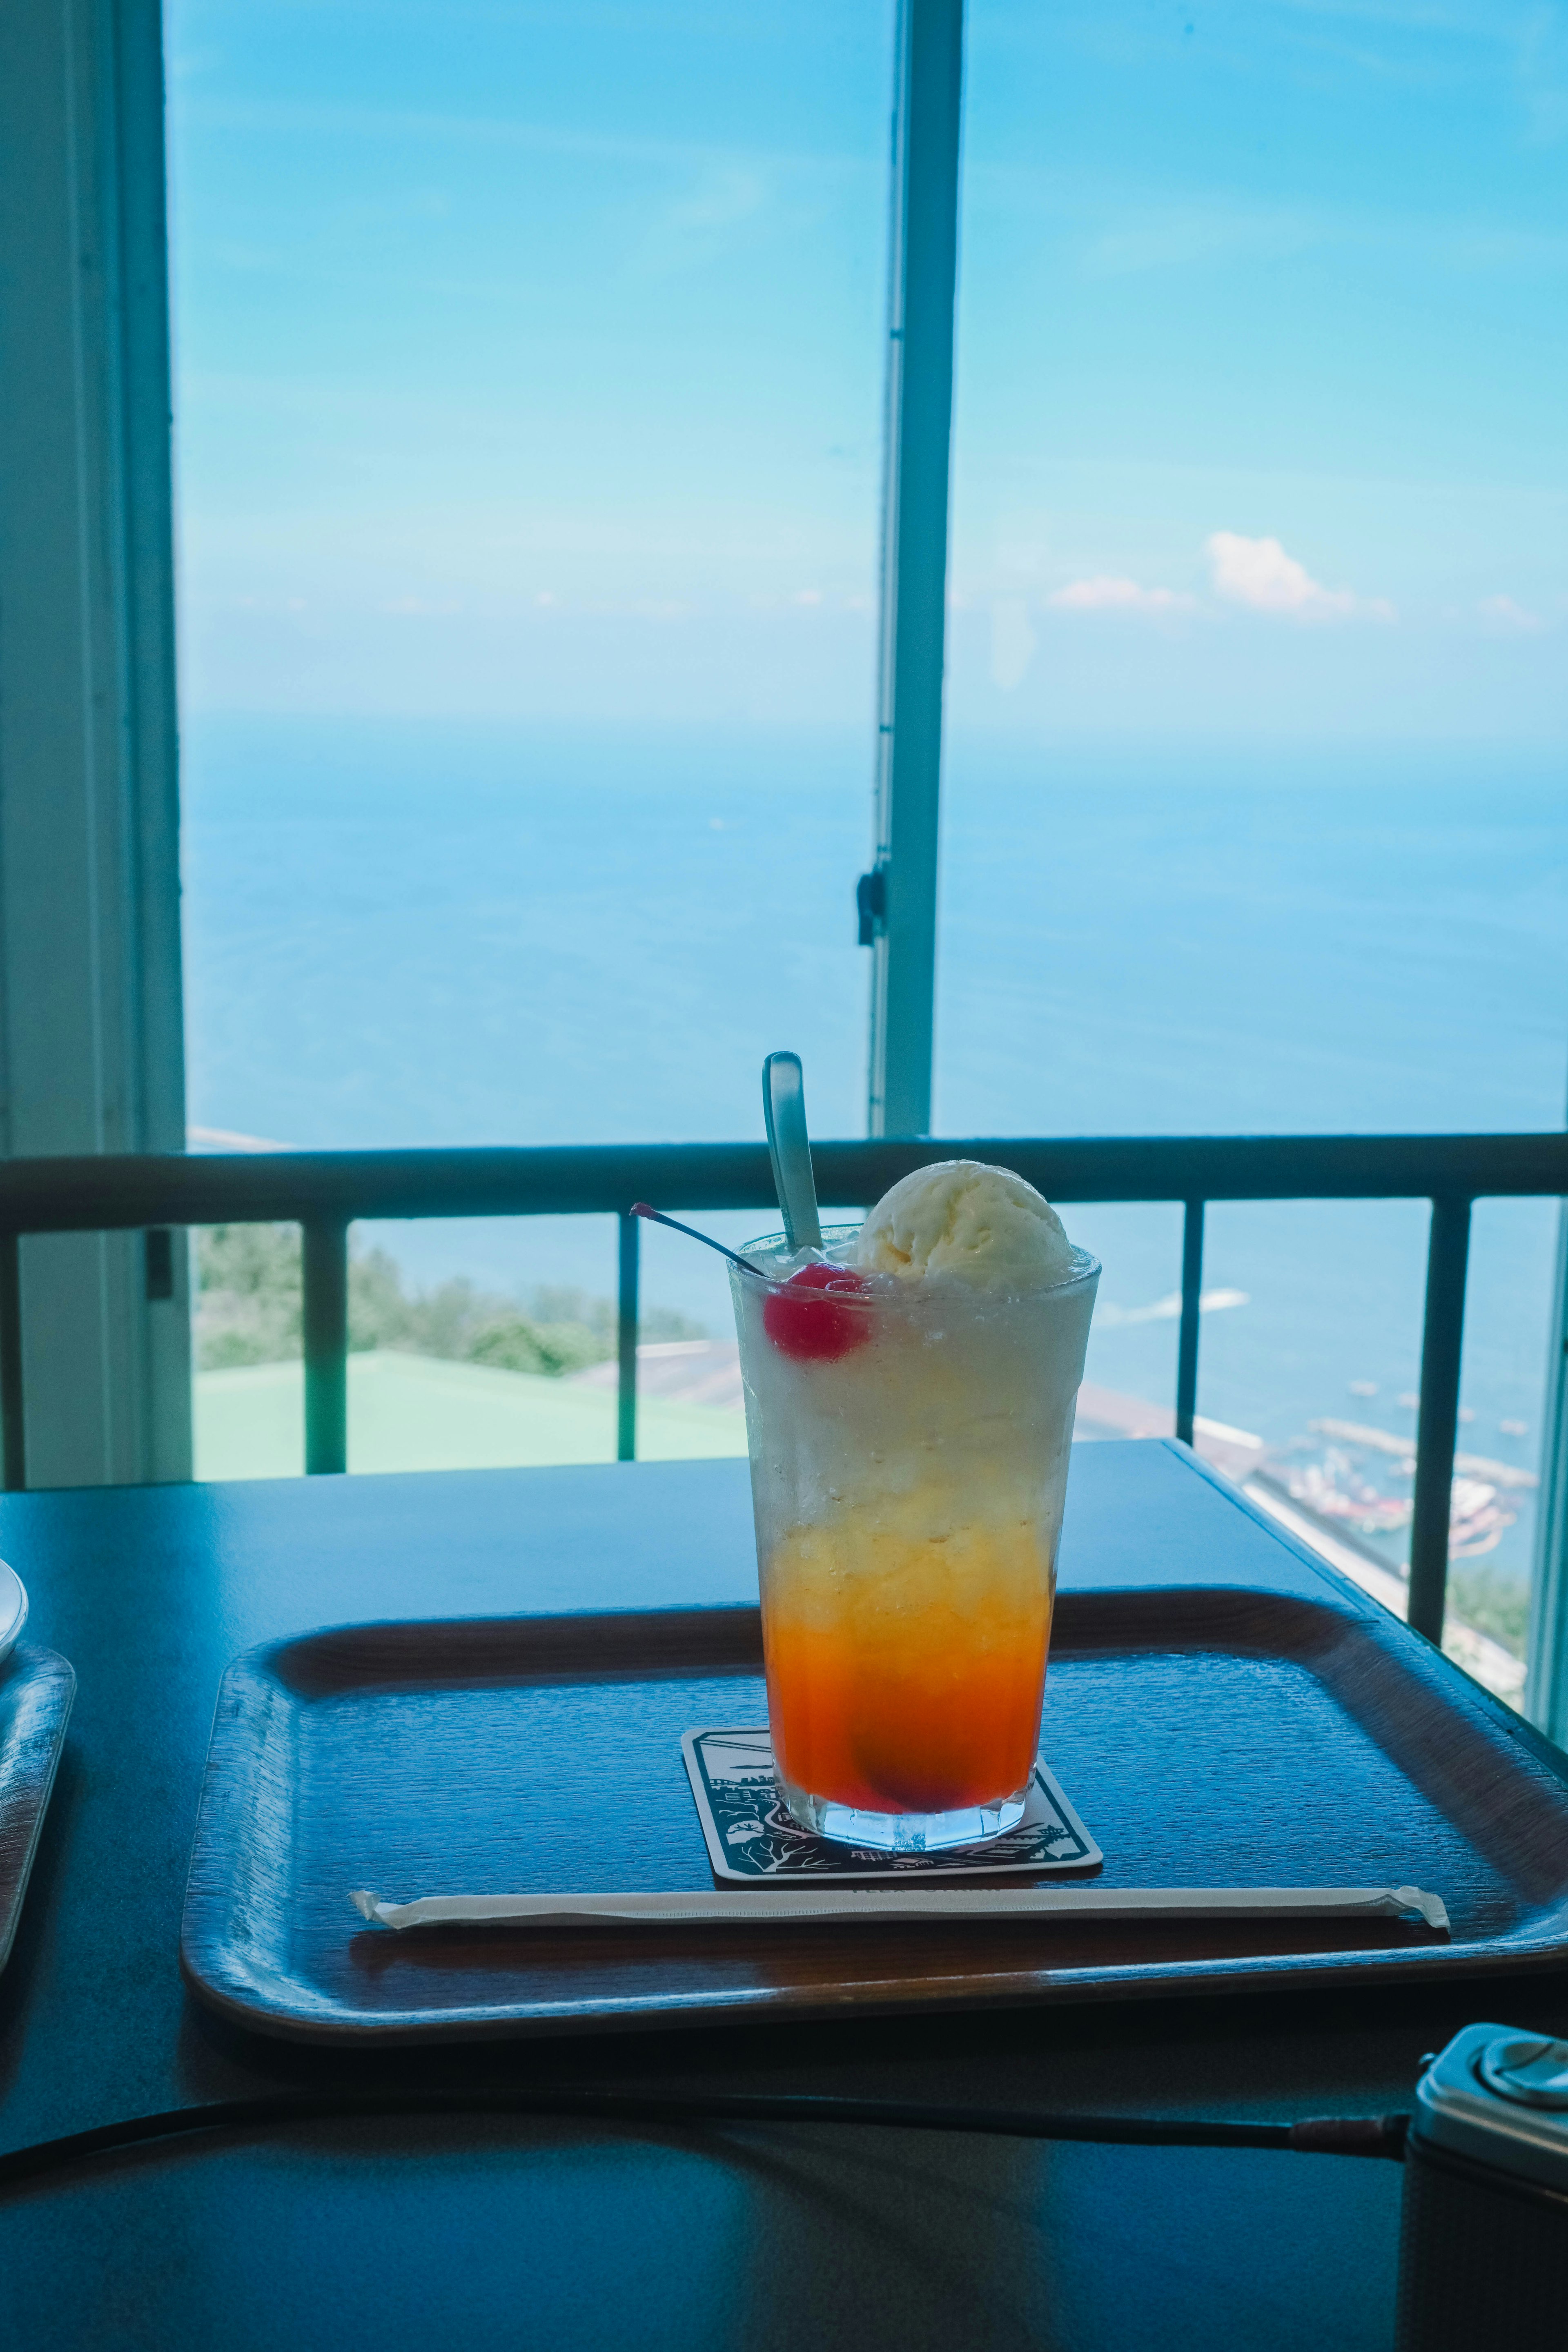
[1048, 575, 1194, 615]
[990, 597, 1037, 690]
[1518, 4, 1568, 146]
[1080, 202, 1321, 281]
[641, 165, 769, 278]
[1476, 592, 1544, 633]
[1204, 532, 1394, 622]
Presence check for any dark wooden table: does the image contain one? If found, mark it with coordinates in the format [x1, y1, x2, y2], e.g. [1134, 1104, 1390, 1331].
[0, 1441, 1562, 2350]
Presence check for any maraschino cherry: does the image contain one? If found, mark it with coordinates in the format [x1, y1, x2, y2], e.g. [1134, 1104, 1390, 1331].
[628, 1205, 873, 1363]
[763, 1260, 872, 1363]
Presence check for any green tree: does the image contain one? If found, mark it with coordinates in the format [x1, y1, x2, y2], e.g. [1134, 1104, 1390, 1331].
[194, 1225, 704, 1374]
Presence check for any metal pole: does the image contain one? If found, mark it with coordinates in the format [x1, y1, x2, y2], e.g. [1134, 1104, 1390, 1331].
[1528, 1200, 1568, 1742]
[1175, 1202, 1204, 1448]
[617, 1214, 639, 1463]
[865, 0, 964, 1139]
[302, 1219, 349, 1475]
[1407, 1197, 1471, 1646]
[1, 1131, 1566, 1230]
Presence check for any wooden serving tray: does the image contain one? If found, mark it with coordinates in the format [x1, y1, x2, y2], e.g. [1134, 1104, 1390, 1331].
[181, 1588, 1568, 2043]
[0, 1645, 75, 1977]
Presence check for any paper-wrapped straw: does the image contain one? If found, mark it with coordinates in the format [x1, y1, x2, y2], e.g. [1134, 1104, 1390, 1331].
[350, 1884, 1449, 1933]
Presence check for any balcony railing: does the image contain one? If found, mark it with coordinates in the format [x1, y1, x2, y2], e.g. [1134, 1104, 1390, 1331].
[0, 1130, 1564, 1648]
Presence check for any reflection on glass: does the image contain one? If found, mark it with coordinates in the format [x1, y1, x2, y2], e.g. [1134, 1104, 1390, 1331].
[169, 1, 893, 1473]
[940, 4, 1568, 1693]
[171, 0, 891, 1170]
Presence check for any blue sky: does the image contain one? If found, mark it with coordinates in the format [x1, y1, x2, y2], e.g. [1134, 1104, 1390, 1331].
[166, 0, 1568, 744]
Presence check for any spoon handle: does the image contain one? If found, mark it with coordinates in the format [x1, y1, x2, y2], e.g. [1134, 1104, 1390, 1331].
[630, 1205, 761, 1280]
[763, 1052, 823, 1254]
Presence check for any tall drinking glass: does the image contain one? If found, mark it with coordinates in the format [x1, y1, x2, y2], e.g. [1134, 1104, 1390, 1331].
[730, 1226, 1099, 1851]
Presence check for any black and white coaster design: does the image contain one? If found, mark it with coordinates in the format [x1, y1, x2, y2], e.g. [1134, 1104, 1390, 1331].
[681, 1727, 1102, 1882]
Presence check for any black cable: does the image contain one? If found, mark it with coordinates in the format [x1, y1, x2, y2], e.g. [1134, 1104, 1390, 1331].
[0, 2086, 1410, 2195]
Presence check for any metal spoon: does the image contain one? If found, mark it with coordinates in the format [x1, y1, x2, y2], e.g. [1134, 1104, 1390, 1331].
[629, 1204, 764, 1280]
[762, 1051, 823, 1255]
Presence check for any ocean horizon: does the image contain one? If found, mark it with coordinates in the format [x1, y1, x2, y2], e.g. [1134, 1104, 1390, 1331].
[181, 714, 1568, 1592]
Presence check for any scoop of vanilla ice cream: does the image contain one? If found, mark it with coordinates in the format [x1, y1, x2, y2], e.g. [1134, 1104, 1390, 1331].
[853, 1160, 1076, 1290]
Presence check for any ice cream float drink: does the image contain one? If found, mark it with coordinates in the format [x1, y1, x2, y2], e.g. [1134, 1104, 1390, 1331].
[730, 1161, 1099, 1851]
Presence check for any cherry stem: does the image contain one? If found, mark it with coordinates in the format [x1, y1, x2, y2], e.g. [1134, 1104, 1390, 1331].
[629, 1204, 767, 1280]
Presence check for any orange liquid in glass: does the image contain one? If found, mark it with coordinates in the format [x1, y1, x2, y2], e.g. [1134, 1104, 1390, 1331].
[760, 1512, 1053, 1814]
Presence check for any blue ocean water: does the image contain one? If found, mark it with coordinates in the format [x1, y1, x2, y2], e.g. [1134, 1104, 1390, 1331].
[182, 716, 1568, 1580]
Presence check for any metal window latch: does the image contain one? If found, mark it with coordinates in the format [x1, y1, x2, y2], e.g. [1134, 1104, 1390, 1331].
[856, 866, 887, 947]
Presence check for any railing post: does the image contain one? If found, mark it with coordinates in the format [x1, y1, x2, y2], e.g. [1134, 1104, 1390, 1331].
[1408, 1196, 1472, 1645]
[302, 1218, 349, 1475]
[0, 1233, 24, 1491]
[617, 1213, 639, 1463]
[1174, 1201, 1204, 1448]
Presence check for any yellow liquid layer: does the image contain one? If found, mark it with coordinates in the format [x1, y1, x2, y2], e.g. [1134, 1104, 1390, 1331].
[761, 1500, 1053, 1814]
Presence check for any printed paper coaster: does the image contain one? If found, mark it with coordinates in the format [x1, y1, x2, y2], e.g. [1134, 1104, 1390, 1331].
[682, 1727, 1102, 1883]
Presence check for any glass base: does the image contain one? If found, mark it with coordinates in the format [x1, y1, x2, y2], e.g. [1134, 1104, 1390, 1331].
[780, 1780, 1028, 1852]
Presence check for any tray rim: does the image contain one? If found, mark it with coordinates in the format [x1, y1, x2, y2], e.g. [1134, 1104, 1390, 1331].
[0, 1642, 76, 1978]
[180, 1585, 1568, 2044]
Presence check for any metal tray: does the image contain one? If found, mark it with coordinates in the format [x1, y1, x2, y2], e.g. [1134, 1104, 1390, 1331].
[181, 1589, 1568, 2043]
[0, 1644, 75, 1977]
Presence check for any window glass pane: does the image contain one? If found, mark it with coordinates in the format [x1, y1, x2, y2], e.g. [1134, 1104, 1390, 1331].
[944, 4, 1568, 1691]
[168, 0, 893, 1471]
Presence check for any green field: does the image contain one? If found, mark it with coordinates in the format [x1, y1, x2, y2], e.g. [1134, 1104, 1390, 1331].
[194, 1350, 748, 1481]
